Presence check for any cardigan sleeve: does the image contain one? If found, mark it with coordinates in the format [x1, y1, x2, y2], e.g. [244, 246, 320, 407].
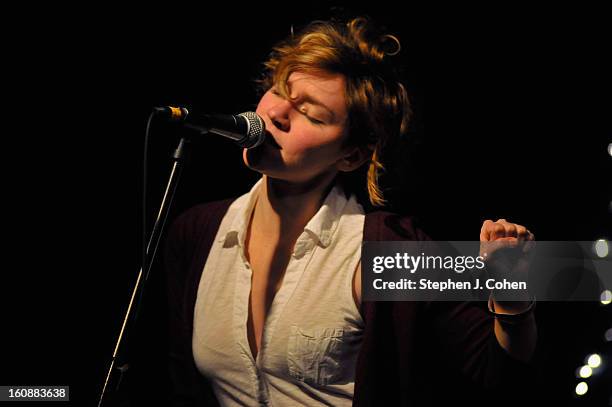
[163, 200, 234, 406]
[396, 212, 536, 389]
[354, 211, 537, 406]
[423, 300, 536, 389]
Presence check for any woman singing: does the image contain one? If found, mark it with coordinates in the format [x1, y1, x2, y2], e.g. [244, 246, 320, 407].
[163, 16, 537, 406]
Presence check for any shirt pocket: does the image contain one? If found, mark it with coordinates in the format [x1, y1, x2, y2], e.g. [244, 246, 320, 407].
[287, 325, 359, 386]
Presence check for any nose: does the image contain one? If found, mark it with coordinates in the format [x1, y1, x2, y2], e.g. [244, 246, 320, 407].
[267, 100, 291, 132]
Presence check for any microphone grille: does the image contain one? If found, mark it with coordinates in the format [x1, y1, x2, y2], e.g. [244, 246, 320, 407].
[239, 111, 266, 148]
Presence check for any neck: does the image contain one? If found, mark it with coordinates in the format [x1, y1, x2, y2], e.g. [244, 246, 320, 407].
[252, 172, 338, 242]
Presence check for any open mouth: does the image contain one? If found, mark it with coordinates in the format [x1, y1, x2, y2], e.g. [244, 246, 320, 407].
[266, 131, 282, 149]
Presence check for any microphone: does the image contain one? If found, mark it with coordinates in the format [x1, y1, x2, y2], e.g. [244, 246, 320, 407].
[153, 106, 266, 148]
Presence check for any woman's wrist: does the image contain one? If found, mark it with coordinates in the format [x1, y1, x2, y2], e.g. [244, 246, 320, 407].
[488, 296, 536, 325]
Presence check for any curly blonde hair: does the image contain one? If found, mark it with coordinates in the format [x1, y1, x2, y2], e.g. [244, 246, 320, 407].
[257, 17, 411, 207]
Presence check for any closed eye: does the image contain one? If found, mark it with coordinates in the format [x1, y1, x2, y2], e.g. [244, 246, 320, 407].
[306, 115, 325, 125]
[270, 87, 327, 125]
[298, 108, 325, 125]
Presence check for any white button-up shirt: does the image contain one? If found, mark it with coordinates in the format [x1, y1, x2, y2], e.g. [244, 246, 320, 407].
[192, 177, 365, 406]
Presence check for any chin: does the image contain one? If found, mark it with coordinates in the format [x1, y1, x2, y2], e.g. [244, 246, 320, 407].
[242, 146, 263, 170]
[242, 145, 287, 177]
[242, 148, 251, 168]
[242, 148, 331, 184]
[242, 148, 274, 178]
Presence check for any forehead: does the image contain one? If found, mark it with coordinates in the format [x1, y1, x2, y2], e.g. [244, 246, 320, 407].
[286, 72, 347, 116]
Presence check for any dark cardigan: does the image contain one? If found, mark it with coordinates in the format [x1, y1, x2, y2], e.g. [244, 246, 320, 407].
[163, 198, 533, 406]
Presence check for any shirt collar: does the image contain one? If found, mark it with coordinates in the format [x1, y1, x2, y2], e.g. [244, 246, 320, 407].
[218, 178, 349, 249]
[218, 177, 262, 247]
[302, 182, 348, 248]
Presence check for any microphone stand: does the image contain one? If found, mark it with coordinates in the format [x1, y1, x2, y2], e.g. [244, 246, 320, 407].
[98, 137, 190, 407]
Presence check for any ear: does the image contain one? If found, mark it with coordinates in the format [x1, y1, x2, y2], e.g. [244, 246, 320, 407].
[336, 144, 373, 172]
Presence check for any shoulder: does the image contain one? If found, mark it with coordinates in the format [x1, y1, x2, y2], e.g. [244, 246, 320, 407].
[168, 198, 237, 245]
[364, 210, 431, 241]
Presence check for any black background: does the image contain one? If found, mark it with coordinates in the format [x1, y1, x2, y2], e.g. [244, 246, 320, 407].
[1, 2, 611, 406]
